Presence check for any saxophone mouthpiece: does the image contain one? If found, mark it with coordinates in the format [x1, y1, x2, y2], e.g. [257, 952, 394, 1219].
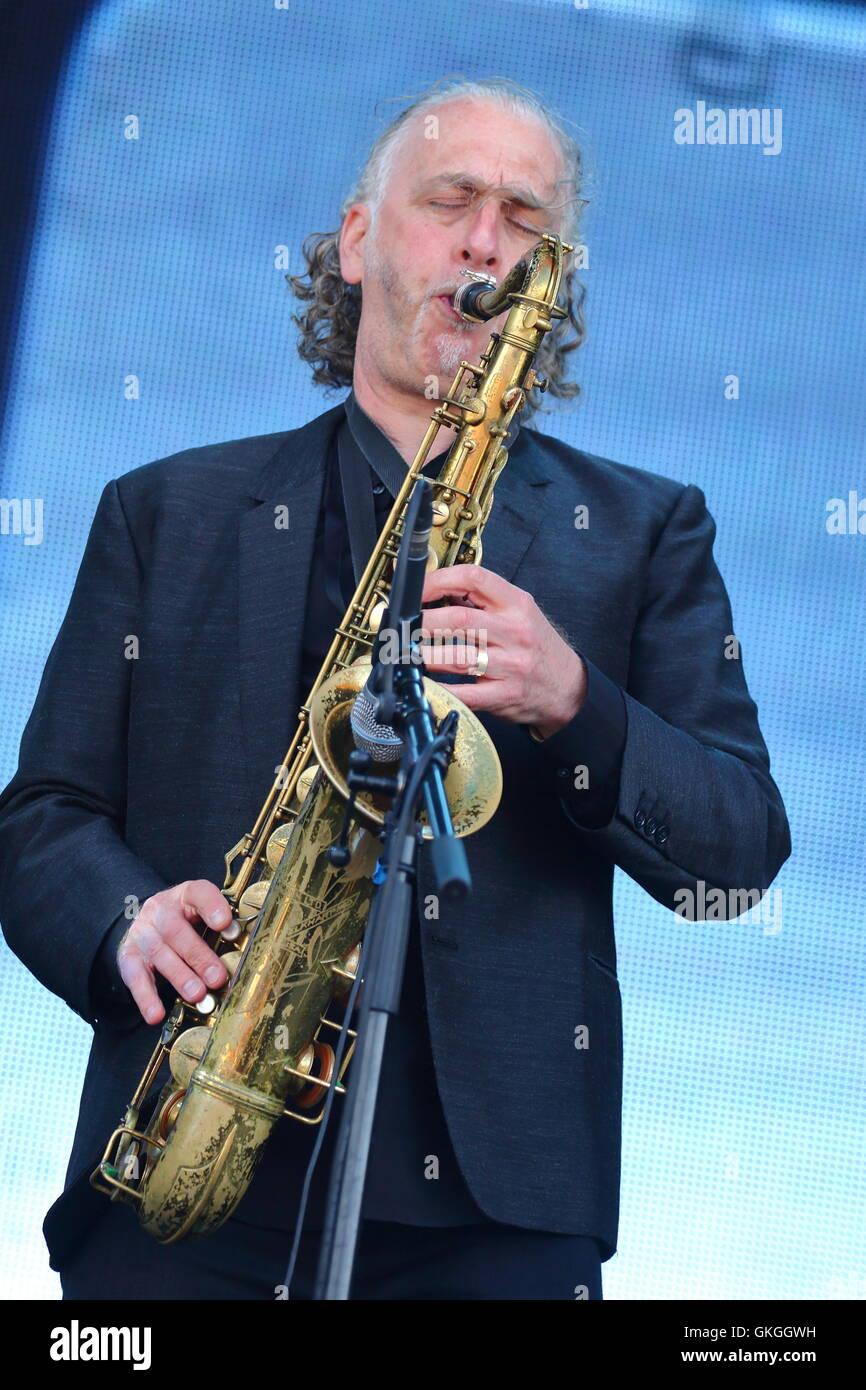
[453, 253, 531, 324]
[452, 269, 499, 323]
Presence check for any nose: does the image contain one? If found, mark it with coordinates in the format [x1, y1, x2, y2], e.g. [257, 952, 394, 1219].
[458, 197, 503, 274]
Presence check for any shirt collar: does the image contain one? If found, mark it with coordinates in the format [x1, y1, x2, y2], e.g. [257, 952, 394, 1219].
[343, 388, 494, 499]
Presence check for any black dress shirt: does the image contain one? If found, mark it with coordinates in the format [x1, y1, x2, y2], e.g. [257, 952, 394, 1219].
[90, 390, 627, 1231]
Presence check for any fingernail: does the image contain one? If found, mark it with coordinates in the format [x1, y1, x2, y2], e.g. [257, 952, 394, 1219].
[208, 909, 229, 927]
[146, 1004, 162, 1024]
[204, 965, 224, 987]
[182, 978, 201, 999]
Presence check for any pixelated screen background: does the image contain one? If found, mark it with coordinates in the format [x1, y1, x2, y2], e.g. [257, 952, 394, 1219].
[1, 0, 863, 1299]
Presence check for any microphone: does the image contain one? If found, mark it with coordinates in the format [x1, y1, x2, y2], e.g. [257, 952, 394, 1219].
[350, 478, 433, 762]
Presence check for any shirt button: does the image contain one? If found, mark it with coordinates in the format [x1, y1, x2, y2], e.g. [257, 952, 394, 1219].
[634, 809, 646, 829]
[656, 824, 670, 844]
[645, 817, 657, 835]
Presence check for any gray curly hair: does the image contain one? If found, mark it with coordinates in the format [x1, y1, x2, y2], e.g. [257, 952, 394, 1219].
[287, 77, 588, 419]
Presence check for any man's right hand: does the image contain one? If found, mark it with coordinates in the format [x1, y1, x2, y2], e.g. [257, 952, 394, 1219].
[117, 880, 234, 1025]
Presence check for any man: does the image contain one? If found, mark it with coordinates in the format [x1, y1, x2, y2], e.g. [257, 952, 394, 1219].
[0, 78, 791, 1300]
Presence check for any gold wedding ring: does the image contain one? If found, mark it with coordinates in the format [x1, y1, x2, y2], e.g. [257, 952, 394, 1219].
[469, 647, 489, 678]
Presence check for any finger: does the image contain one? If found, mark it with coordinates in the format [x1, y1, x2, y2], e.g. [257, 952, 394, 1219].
[432, 678, 512, 712]
[417, 606, 502, 643]
[177, 879, 233, 932]
[167, 920, 228, 990]
[422, 564, 515, 612]
[116, 949, 165, 1025]
[142, 933, 213, 1006]
[150, 939, 215, 1006]
[419, 641, 486, 675]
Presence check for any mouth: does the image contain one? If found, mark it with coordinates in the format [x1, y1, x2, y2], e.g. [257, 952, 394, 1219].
[435, 293, 462, 323]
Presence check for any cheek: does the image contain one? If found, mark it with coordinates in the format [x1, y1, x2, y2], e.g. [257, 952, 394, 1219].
[402, 214, 455, 284]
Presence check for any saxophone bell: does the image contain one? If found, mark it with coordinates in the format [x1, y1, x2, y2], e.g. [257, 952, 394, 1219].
[308, 659, 502, 838]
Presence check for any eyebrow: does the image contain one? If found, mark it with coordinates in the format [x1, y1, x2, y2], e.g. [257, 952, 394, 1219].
[413, 171, 551, 215]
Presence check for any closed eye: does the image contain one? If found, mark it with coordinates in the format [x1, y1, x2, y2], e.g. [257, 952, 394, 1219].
[428, 200, 541, 235]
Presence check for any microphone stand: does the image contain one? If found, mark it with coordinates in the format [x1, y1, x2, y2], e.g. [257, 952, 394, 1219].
[312, 625, 471, 1301]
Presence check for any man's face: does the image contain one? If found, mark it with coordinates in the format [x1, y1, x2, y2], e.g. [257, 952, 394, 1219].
[340, 99, 568, 400]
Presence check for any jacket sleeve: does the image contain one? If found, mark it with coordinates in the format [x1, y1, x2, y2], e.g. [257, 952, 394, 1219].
[529, 482, 791, 910]
[0, 479, 170, 1026]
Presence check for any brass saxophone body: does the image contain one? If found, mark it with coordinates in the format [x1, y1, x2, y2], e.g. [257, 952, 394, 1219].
[91, 232, 571, 1242]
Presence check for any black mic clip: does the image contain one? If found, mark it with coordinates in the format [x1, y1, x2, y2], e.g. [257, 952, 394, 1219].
[327, 750, 404, 868]
[367, 612, 423, 730]
[434, 708, 460, 770]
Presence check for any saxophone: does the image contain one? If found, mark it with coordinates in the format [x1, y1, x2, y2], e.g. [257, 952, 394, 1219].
[91, 231, 571, 1242]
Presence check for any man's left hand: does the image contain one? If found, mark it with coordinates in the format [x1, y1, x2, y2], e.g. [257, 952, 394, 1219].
[419, 564, 587, 739]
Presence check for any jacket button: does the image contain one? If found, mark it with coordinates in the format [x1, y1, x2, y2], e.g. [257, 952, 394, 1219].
[634, 809, 646, 829]
[656, 824, 669, 844]
[645, 817, 657, 835]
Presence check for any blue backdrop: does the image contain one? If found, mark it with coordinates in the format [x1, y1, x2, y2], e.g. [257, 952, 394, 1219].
[1, 0, 863, 1299]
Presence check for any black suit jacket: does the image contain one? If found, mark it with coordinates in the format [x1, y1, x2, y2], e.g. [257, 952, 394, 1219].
[0, 400, 791, 1268]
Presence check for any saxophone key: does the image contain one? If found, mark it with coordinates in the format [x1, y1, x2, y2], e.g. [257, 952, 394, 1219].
[330, 942, 362, 997]
[294, 764, 318, 805]
[294, 1042, 337, 1109]
[158, 1089, 187, 1139]
[368, 599, 388, 631]
[237, 878, 268, 923]
[266, 822, 292, 869]
[168, 1026, 211, 1086]
[221, 916, 242, 942]
[216, 949, 243, 981]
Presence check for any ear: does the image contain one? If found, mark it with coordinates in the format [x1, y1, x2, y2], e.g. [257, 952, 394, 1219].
[339, 203, 370, 286]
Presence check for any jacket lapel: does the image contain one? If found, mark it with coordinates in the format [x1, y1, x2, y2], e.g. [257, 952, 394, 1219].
[472, 424, 552, 583]
[236, 402, 343, 801]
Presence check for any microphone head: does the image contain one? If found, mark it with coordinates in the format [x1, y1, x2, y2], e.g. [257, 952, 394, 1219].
[349, 687, 404, 763]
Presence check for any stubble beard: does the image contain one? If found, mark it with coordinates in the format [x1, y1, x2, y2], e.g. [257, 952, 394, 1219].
[364, 234, 474, 397]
